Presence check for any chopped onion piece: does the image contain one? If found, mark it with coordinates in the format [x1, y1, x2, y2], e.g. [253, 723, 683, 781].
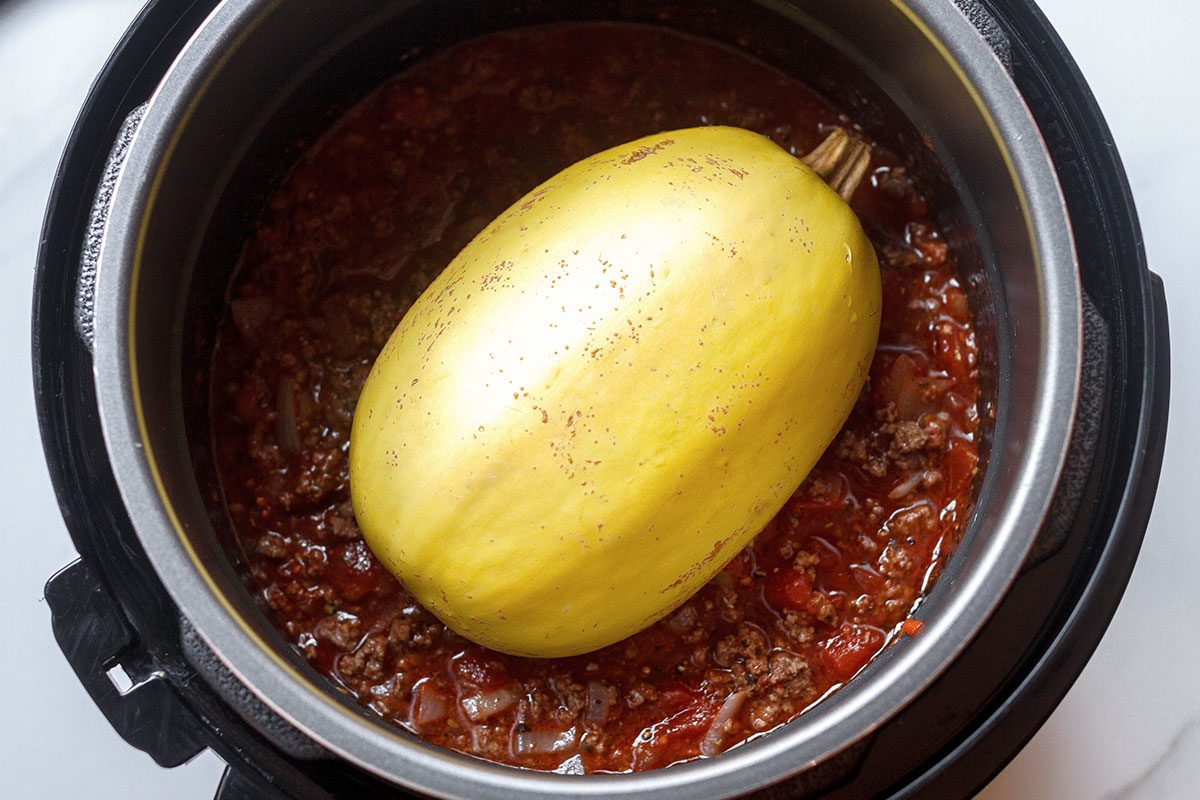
[461, 686, 518, 722]
[411, 682, 449, 727]
[888, 470, 928, 499]
[275, 377, 302, 454]
[699, 691, 749, 757]
[514, 726, 578, 755]
[585, 681, 615, 725]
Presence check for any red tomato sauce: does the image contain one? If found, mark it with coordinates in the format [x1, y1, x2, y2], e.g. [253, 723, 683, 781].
[199, 23, 980, 773]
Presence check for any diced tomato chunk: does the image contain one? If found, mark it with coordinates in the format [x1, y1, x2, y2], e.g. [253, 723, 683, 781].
[650, 694, 720, 741]
[658, 684, 703, 712]
[820, 625, 886, 682]
[325, 540, 387, 601]
[934, 321, 975, 386]
[851, 564, 887, 594]
[765, 570, 813, 611]
[872, 352, 928, 420]
[807, 536, 843, 572]
[944, 438, 979, 497]
[451, 651, 509, 689]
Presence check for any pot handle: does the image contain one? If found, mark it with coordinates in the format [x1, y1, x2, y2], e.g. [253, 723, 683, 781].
[214, 767, 286, 800]
[44, 558, 208, 767]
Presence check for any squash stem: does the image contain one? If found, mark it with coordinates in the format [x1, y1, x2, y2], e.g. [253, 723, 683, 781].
[801, 129, 871, 201]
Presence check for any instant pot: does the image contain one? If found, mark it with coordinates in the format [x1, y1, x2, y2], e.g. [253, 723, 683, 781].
[34, 0, 1169, 798]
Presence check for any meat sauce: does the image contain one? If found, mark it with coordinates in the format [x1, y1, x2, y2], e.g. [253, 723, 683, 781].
[202, 23, 980, 773]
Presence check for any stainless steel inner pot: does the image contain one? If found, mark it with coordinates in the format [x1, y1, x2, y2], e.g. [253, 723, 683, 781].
[89, 0, 1081, 797]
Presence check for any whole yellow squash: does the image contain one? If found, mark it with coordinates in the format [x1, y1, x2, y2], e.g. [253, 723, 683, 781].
[350, 126, 880, 657]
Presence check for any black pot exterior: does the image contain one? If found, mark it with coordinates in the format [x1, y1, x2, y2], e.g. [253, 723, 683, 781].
[34, 1, 1167, 799]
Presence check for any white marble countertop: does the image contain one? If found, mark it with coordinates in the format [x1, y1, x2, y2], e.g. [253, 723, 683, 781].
[1, 0, 1195, 797]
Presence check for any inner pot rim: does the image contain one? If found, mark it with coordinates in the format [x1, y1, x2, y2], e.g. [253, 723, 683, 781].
[90, 0, 1082, 797]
